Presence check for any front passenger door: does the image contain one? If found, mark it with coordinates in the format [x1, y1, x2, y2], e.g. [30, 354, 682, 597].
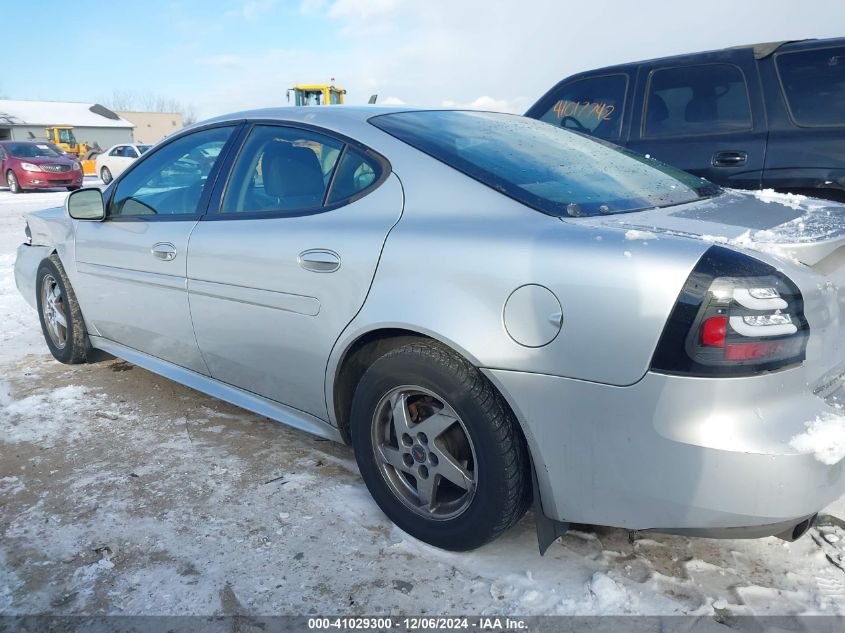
[73, 124, 238, 372]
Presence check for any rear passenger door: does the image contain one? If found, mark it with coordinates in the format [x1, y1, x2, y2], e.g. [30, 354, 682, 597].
[627, 50, 767, 189]
[187, 123, 403, 420]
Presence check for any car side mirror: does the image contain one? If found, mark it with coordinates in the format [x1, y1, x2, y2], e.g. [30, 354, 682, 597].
[66, 188, 106, 221]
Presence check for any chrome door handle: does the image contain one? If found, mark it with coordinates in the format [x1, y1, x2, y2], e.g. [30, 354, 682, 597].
[151, 242, 177, 261]
[298, 249, 341, 273]
[712, 151, 747, 167]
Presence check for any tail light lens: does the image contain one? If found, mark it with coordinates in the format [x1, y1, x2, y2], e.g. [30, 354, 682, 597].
[651, 246, 808, 377]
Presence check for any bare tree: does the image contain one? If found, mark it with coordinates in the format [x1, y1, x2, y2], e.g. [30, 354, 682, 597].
[105, 89, 199, 124]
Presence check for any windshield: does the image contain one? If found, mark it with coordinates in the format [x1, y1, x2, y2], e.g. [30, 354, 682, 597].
[57, 129, 77, 144]
[138, 145, 152, 154]
[370, 110, 721, 217]
[6, 142, 62, 158]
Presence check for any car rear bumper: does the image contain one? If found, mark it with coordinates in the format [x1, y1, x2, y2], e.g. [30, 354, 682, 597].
[17, 168, 83, 189]
[484, 366, 845, 536]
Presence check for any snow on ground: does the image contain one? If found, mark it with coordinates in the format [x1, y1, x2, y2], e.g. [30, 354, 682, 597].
[2, 185, 845, 617]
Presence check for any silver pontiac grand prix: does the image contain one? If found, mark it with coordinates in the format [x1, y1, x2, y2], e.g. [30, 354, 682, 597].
[14, 107, 845, 552]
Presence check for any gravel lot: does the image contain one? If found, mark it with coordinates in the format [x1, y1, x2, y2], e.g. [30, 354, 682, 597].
[2, 185, 845, 617]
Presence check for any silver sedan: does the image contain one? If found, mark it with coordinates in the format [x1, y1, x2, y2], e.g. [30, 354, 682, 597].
[14, 107, 845, 551]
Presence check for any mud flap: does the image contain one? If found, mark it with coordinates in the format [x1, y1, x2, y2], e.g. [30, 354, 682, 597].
[531, 457, 568, 555]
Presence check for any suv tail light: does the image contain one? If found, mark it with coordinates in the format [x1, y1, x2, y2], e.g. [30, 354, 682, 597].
[651, 246, 808, 377]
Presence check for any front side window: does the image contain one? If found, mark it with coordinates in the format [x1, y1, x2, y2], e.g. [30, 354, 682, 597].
[222, 125, 343, 214]
[644, 64, 752, 137]
[534, 74, 627, 140]
[371, 110, 719, 217]
[776, 46, 845, 126]
[111, 126, 234, 217]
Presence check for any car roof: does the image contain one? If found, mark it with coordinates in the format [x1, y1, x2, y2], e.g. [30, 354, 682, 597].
[564, 36, 845, 76]
[197, 105, 418, 129]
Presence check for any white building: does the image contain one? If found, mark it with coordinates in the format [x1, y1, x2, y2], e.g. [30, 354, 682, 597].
[0, 100, 135, 150]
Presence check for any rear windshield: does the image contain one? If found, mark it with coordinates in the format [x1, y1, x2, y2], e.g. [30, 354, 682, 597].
[6, 142, 62, 158]
[370, 111, 719, 217]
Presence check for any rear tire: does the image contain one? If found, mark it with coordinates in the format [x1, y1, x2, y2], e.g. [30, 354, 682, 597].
[6, 170, 21, 194]
[100, 166, 112, 184]
[350, 340, 531, 551]
[36, 255, 89, 364]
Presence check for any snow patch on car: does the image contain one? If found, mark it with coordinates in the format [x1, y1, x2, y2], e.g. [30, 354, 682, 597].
[789, 414, 845, 465]
[753, 188, 811, 210]
[624, 229, 657, 241]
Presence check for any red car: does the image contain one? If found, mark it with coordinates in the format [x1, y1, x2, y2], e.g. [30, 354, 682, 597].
[0, 140, 84, 194]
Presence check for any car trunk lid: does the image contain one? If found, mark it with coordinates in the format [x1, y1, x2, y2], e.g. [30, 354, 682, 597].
[577, 188, 845, 389]
[582, 188, 845, 267]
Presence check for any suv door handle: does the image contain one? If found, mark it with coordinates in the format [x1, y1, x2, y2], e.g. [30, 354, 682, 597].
[298, 249, 340, 273]
[712, 151, 747, 167]
[151, 242, 177, 261]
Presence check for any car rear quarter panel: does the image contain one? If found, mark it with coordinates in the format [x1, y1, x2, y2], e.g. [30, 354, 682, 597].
[328, 155, 711, 402]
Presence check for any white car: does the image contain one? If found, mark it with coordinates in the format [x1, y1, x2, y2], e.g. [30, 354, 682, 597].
[95, 143, 151, 184]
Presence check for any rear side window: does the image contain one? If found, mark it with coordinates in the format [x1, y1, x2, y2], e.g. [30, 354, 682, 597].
[776, 46, 845, 126]
[644, 64, 752, 137]
[221, 125, 343, 214]
[326, 148, 379, 204]
[222, 125, 385, 215]
[535, 74, 627, 140]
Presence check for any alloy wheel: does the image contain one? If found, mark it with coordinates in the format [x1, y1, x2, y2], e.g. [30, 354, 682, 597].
[41, 274, 68, 349]
[371, 385, 477, 520]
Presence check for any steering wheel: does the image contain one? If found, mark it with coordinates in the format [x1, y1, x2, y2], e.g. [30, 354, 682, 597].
[560, 116, 589, 133]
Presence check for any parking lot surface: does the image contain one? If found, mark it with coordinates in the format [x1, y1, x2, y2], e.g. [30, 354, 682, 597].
[2, 186, 845, 616]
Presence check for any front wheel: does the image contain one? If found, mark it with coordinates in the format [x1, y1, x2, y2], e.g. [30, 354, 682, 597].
[36, 255, 89, 364]
[100, 166, 112, 184]
[6, 170, 21, 194]
[350, 341, 531, 551]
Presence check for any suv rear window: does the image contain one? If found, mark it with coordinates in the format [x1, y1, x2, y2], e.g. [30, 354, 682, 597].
[644, 64, 752, 137]
[370, 110, 719, 217]
[776, 46, 845, 127]
[533, 74, 627, 141]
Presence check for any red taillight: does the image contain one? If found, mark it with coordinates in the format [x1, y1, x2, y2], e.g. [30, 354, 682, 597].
[651, 246, 808, 377]
[725, 341, 785, 361]
[701, 316, 727, 347]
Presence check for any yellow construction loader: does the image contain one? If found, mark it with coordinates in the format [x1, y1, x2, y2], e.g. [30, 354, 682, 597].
[287, 84, 347, 106]
[44, 126, 101, 174]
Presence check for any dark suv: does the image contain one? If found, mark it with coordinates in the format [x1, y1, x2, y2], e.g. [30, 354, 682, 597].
[526, 38, 845, 202]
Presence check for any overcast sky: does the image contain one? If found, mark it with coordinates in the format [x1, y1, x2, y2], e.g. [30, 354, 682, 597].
[2, 0, 843, 118]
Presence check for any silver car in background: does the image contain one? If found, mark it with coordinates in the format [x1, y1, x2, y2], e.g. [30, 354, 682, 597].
[14, 107, 845, 552]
